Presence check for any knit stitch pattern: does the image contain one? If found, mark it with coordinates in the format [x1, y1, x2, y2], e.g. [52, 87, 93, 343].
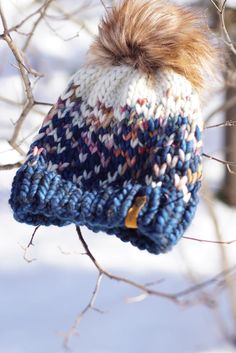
[9, 65, 203, 254]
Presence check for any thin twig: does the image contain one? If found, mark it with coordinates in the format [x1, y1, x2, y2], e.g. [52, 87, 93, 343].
[227, 164, 236, 175]
[174, 265, 236, 299]
[0, 3, 54, 156]
[76, 226, 177, 302]
[220, 0, 236, 55]
[0, 11, 34, 151]
[0, 162, 23, 170]
[76, 226, 236, 301]
[20, 225, 40, 263]
[22, 0, 54, 52]
[202, 182, 236, 334]
[51, 3, 95, 37]
[0, 4, 8, 32]
[63, 273, 104, 350]
[203, 153, 236, 167]
[34, 100, 54, 107]
[6, 2, 53, 35]
[183, 236, 236, 245]
[209, 0, 223, 13]
[0, 95, 23, 107]
[43, 16, 80, 42]
[210, 0, 236, 54]
[100, 0, 110, 13]
[205, 120, 236, 129]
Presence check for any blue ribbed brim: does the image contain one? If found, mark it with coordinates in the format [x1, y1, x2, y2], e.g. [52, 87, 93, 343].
[9, 157, 200, 254]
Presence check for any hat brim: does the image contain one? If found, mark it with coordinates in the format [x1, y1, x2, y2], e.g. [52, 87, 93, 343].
[9, 161, 200, 254]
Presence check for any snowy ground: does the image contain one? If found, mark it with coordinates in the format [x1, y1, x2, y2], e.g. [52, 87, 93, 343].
[0, 1, 236, 353]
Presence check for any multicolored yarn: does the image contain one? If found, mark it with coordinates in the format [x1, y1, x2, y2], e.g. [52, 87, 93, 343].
[9, 65, 203, 254]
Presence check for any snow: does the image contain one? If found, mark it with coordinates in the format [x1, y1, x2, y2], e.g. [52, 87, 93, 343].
[0, 1, 236, 352]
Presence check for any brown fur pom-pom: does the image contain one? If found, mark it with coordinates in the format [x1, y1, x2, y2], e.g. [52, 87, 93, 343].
[87, 0, 218, 90]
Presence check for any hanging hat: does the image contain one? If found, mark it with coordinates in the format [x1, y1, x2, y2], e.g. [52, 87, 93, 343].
[9, 0, 217, 254]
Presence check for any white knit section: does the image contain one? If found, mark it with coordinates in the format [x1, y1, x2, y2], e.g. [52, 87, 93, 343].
[67, 64, 201, 124]
[33, 64, 202, 150]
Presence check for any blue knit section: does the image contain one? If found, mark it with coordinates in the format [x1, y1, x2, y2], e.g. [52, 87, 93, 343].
[9, 157, 200, 254]
[30, 106, 201, 190]
[9, 70, 203, 255]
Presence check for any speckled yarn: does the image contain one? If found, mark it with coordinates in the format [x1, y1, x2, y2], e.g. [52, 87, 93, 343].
[9, 65, 203, 254]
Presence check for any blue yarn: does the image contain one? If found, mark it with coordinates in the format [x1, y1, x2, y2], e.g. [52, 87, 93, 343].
[9, 67, 203, 255]
[9, 154, 200, 254]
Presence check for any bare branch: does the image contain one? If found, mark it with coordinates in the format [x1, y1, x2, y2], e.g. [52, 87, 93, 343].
[1, 45, 34, 151]
[0, 95, 23, 107]
[43, 16, 80, 42]
[76, 226, 236, 302]
[205, 120, 236, 129]
[209, 0, 223, 13]
[76, 226, 177, 302]
[174, 265, 236, 299]
[100, 0, 110, 13]
[211, 0, 236, 55]
[220, 1, 236, 55]
[203, 152, 236, 168]
[0, 162, 23, 170]
[227, 164, 236, 175]
[20, 225, 40, 263]
[51, 3, 95, 37]
[63, 273, 104, 350]
[47, 1, 97, 21]
[0, 95, 52, 109]
[6, 2, 53, 35]
[0, 2, 54, 157]
[183, 235, 236, 245]
[203, 182, 236, 332]
[34, 100, 53, 107]
[22, 0, 55, 52]
[0, 3, 8, 33]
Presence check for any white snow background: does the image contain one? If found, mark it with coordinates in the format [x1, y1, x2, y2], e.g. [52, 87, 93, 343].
[0, 1, 236, 352]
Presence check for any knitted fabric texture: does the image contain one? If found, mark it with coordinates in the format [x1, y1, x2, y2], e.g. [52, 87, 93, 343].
[9, 65, 203, 254]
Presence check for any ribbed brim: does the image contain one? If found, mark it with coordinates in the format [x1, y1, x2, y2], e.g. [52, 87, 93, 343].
[9, 160, 200, 254]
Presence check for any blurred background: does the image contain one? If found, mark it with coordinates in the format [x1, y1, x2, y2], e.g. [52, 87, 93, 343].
[0, 0, 236, 352]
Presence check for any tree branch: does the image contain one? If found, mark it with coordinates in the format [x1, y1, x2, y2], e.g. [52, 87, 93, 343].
[63, 273, 104, 350]
[0, 162, 23, 170]
[20, 225, 40, 263]
[0, 1, 54, 158]
[22, 0, 54, 52]
[76, 226, 236, 302]
[76, 226, 178, 302]
[183, 235, 236, 245]
[203, 152, 236, 168]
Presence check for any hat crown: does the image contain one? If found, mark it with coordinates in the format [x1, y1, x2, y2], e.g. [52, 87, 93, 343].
[31, 64, 202, 196]
[58, 64, 200, 124]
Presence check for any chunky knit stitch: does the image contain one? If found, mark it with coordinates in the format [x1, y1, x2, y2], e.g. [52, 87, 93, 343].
[9, 0, 216, 254]
[10, 65, 202, 254]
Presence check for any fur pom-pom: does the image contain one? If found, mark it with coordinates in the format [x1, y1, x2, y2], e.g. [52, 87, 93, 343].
[87, 0, 218, 90]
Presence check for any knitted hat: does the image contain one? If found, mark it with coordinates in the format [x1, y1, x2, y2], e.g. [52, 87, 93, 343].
[9, 0, 216, 254]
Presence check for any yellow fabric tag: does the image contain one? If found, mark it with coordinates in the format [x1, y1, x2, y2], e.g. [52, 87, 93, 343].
[125, 196, 147, 229]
